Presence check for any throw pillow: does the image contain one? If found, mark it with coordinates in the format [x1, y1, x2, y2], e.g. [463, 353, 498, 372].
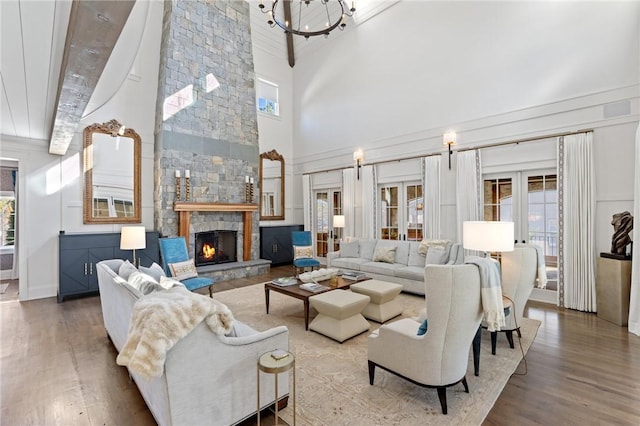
[294, 245, 314, 259]
[417, 318, 429, 336]
[373, 246, 397, 264]
[418, 239, 450, 256]
[139, 262, 166, 282]
[340, 240, 359, 258]
[128, 271, 162, 295]
[425, 246, 447, 265]
[118, 260, 138, 280]
[169, 259, 198, 280]
[159, 276, 185, 290]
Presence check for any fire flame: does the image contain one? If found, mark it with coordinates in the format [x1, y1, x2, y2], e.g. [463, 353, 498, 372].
[202, 243, 215, 259]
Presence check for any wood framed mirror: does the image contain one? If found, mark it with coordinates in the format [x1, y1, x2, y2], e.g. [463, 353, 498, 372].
[259, 149, 285, 220]
[83, 119, 141, 224]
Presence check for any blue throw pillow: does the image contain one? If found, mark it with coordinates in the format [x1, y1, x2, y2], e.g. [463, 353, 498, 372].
[417, 318, 428, 336]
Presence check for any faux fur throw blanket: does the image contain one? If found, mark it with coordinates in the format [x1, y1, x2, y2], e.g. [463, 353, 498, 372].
[465, 256, 505, 332]
[116, 286, 234, 380]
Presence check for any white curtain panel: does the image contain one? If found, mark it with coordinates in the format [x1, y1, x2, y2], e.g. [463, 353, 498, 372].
[629, 124, 640, 336]
[342, 168, 355, 239]
[423, 155, 441, 239]
[456, 150, 482, 243]
[361, 165, 376, 239]
[302, 174, 312, 231]
[561, 132, 597, 312]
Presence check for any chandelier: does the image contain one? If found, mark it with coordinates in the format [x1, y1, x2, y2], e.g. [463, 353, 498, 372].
[259, 0, 356, 39]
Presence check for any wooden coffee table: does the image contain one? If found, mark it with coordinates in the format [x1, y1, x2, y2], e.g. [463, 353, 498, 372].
[264, 276, 370, 330]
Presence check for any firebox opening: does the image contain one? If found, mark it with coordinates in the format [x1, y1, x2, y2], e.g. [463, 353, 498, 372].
[195, 230, 237, 267]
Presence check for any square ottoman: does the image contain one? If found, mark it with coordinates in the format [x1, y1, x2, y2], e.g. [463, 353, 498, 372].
[309, 290, 370, 343]
[350, 280, 403, 323]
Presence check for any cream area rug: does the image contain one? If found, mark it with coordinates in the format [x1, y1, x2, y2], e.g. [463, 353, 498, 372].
[214, 284, 541, 426]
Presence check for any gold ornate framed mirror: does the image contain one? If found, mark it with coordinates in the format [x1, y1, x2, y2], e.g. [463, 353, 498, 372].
[259, 149, 285, 220]
[83, 119, 141, 224]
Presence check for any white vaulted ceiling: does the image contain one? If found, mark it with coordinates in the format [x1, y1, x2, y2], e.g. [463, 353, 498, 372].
[0, 0, 397, 154]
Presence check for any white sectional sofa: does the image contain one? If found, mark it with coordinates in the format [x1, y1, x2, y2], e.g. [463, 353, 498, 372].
[96, 259, 289, 426]
[327, 239, 464, 295]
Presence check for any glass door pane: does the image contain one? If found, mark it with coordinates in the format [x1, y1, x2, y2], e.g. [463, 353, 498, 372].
[315, 192, 329, 257]
[380, 186, 399, 240]
[406, 184, 423, 241]
[526, 173, 558, 290]
[332, 191, 343, 252]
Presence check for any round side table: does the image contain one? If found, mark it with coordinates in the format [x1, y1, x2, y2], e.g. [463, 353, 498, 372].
[257, 350, 295, 426]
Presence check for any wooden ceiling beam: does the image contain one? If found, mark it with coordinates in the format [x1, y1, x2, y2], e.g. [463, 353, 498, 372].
[284, 0, 295, 68]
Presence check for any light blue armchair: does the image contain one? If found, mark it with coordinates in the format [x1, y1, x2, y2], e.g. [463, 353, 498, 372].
[159, 236, 214, 297]
[292, 231, 320, 276]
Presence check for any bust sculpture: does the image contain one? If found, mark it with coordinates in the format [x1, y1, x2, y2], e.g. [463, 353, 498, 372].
[610, 211, 633, 256]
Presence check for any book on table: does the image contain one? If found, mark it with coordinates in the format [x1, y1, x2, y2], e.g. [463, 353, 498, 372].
[342, 272, 366, 281]
[300, 282, 329, 292]
[271, 276, 299, 287]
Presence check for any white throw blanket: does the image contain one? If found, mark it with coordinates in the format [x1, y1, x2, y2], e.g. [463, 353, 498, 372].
[116, 286, 234, 380]
[465, 256, 505, 332]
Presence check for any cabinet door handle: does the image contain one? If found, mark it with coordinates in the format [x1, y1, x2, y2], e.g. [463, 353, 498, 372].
[84, 263, 88, 275]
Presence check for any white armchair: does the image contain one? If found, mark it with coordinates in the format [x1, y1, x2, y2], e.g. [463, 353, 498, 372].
[367, 264, 482, 414]
[488, 245, 537, 354]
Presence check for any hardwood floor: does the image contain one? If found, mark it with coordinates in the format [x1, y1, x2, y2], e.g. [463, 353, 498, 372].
[1, 266, 639, 425]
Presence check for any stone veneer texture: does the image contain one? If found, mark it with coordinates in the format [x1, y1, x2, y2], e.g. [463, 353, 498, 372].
[153, 0, 259, 261]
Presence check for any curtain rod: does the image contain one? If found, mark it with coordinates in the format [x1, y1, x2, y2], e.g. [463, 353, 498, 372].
[303, 128, 593, 176]
[303, 152, 441, 176]
[457, 128, 593, 153]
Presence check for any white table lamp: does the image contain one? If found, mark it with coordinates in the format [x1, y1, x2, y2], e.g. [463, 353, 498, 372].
[120, 226, 146, 266]
[463, 221, 514, 257]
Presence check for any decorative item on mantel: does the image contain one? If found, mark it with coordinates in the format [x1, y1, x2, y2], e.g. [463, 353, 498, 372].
[245, 175, 254, 203]
[185, 169, 191, 201]
[175, 170, 181, 201]
[601, 211, 633, 260]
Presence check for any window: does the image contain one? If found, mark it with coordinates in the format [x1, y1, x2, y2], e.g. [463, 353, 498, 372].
[315, 190, 342, 257]
[257, 78, 279, 116]
[483, 171, 558, 291]
[379, 183, 423, 241]
[93, 196, 134, 218]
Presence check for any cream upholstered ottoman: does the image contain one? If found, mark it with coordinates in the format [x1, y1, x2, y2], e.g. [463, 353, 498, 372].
[309, 290, 370, 342]
[350, 280, 403, 323]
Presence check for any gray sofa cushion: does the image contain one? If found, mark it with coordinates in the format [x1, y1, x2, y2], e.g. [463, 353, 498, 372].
[426, 247, 449, 265]
[340, 240, 359, 258]
[407, 242, 425, 267]
[331, 257, 369, 270]
[395, 266, 425, 281]
[394, 241, 410, 265]
[361, 261, 402, 276]
[358, 239, 377, 260]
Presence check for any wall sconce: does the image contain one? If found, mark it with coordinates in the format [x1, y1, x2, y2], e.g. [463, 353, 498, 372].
[443, 131, 457, 170]
[353, 149, 364, 180]
[120, 226, 146, 266]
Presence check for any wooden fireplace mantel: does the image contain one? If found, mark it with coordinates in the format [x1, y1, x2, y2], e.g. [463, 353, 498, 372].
[173, 202, 258, 261]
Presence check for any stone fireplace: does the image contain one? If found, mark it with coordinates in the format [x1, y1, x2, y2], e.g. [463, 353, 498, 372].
[152, 1, 269, 281]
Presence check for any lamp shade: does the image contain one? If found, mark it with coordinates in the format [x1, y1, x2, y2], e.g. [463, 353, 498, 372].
[333, 215, 345, 228]
[120, 226, 146, 250]
[463, 221, 514, 252]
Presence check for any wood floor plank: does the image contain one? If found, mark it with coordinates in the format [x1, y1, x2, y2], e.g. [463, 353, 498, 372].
[2, 267, 640, 425]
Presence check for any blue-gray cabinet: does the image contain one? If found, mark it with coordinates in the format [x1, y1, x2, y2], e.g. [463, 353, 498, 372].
[58, 231, 160, 302]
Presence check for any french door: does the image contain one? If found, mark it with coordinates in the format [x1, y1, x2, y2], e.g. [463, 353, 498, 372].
[315, 189, 342, 258]
[483, 170, 558, 296]
[379, 182, 423, 241]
